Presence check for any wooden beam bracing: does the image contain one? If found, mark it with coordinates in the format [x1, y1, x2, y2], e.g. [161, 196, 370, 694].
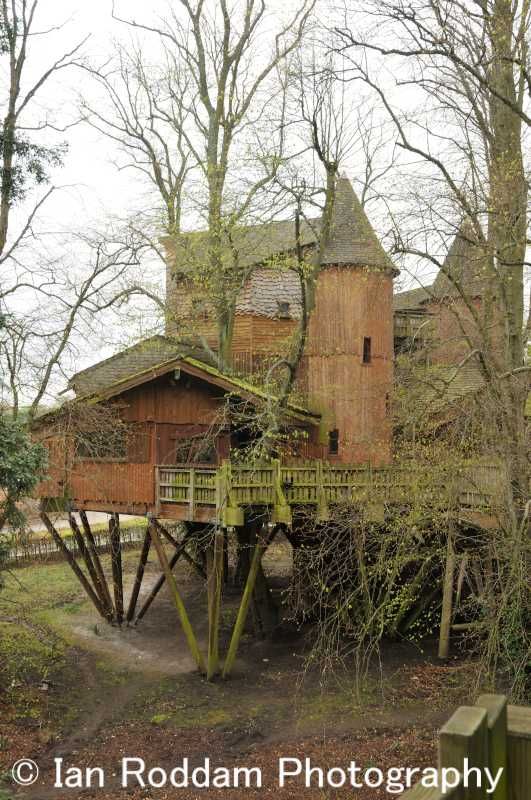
[135, 529, 192, 622]
[79, 509, 114, 615]
[39, 512, 108, 620]
[222, 525, 275, 678]
[149, 521, 206, 672]
[126, 528, 151, 623]
[109, 513, 124, 626]
[207, 529, 224, 680]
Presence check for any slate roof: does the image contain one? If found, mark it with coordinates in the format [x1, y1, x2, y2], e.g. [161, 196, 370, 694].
[432, 221, 487, 299]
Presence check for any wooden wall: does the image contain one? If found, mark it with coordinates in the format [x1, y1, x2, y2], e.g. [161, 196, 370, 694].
[301, 266, 394, 465]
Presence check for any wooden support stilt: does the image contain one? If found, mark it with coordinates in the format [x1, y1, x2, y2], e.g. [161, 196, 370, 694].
[438, 523, 456, 659]
[149, 522, 206, 672]
[207, 529, 224, 680]
[40, 512, 108, 619]
[109, 513, 123, 626]
[68, 514, 114, 622]
[126, 528, 151, 623]
[79, 509, 114, 616]
[154, 520, 207, 579]
[222, 525, 275, 678]
[135, 530, 191, 622]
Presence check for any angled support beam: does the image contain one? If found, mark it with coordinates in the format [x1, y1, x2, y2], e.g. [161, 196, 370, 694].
[126, 527, 152, 623]
[206, 529, 225, 680]
[68, 514, 114, 623]
[154, 519, 207, 579]
[439, 523, 456, 659]
[109, 513, 123, 626]
[135, 529, 192, 622]
[222, 524, 277, 679]
[79, 509, 114, 615]
[149, 522, 206, 673]
[40, 512, 108, 620]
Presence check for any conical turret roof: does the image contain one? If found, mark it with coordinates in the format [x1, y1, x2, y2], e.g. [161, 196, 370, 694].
[433, 221, 486, 299]
[320, 176, 395, 270]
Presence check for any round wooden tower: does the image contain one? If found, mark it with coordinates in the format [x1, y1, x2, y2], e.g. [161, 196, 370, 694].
[302, 177, 396, 465]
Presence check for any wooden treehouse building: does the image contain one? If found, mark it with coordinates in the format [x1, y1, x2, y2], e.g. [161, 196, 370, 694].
[35, 178, 505, 677]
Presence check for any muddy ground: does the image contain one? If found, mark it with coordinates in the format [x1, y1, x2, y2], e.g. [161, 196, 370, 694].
[0, 536, 479, 799]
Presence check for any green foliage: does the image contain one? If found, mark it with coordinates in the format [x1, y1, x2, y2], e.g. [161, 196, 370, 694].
[0, 414, 47, 533]
[0, 134, 67, 203]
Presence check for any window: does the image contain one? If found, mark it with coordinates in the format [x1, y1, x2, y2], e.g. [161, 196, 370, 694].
[362, 336, 372, 364]
[277, 301, 290, 318]
[385, 393, 391, 416]
[328, 428, 339, 455]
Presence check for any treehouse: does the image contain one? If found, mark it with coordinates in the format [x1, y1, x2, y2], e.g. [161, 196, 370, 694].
[33, 178, 503, 678]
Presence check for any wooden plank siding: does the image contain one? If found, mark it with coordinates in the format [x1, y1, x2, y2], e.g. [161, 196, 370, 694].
[303, 267, 394, 464]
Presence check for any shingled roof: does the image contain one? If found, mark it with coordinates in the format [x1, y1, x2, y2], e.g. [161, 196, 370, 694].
[165, 177, 394, 275]
[321, 177, 395, 269]
[393, 285, 433, 312]
[63, 339, 319, 425]
[432, 221, 487, 299]
[68, 336, 213, 396]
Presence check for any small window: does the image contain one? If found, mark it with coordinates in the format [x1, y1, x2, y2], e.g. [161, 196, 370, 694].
[328, 429, 339, 455]
[362, 336, 372, 364]
[277, 301, 290, 318]
[385, 393, 391, 416]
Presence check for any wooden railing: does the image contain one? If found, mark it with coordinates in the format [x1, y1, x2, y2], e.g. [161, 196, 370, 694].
[402, 694, 530, 800]
[155, 459, 508, 523]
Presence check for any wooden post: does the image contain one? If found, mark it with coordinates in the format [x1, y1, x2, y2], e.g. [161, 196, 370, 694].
[135, 530, 191, 622]
[507, 704, 531, 800]
[189, 468, 195, 521]
[475, 695, 507, 800]
[438, 522, 456, 659]
[206, 528, 224, 680]
[68, 514, 113, 622]
[439, 705, 489, 800]
[149, 522, 206, 672]
[222, 525, 272, 678]
[78, 509, 113, 615]
[126, 528, 151, 623]
[109, 513, 123, 626]
[39, 512, 108, 620]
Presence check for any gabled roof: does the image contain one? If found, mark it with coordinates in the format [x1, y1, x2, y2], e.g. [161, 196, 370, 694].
[432, 221, 486, 300]
[65, 338, 320, 426]
[68, 336, 214, 396]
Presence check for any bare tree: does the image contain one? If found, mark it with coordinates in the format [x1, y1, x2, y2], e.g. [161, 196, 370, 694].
[86, 0, 315, 369]
[0, 0, 86, 262]
[329, 0, 530, 693]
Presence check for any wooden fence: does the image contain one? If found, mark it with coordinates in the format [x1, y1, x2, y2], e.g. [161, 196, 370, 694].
[4, 524, 147, 567]
[403, 694, 530, 799]
[156, 459, 508, 523]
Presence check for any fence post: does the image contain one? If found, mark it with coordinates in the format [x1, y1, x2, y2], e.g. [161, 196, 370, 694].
[475, 695, 507, 800]
[507, 704, 531, 800]
[439, 706, 489, 800]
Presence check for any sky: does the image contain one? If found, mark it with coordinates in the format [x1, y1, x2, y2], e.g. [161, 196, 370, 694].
[3, 0, 528, 403]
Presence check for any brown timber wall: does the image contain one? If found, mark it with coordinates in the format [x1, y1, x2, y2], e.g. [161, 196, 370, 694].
[302, 266, 394, 465]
